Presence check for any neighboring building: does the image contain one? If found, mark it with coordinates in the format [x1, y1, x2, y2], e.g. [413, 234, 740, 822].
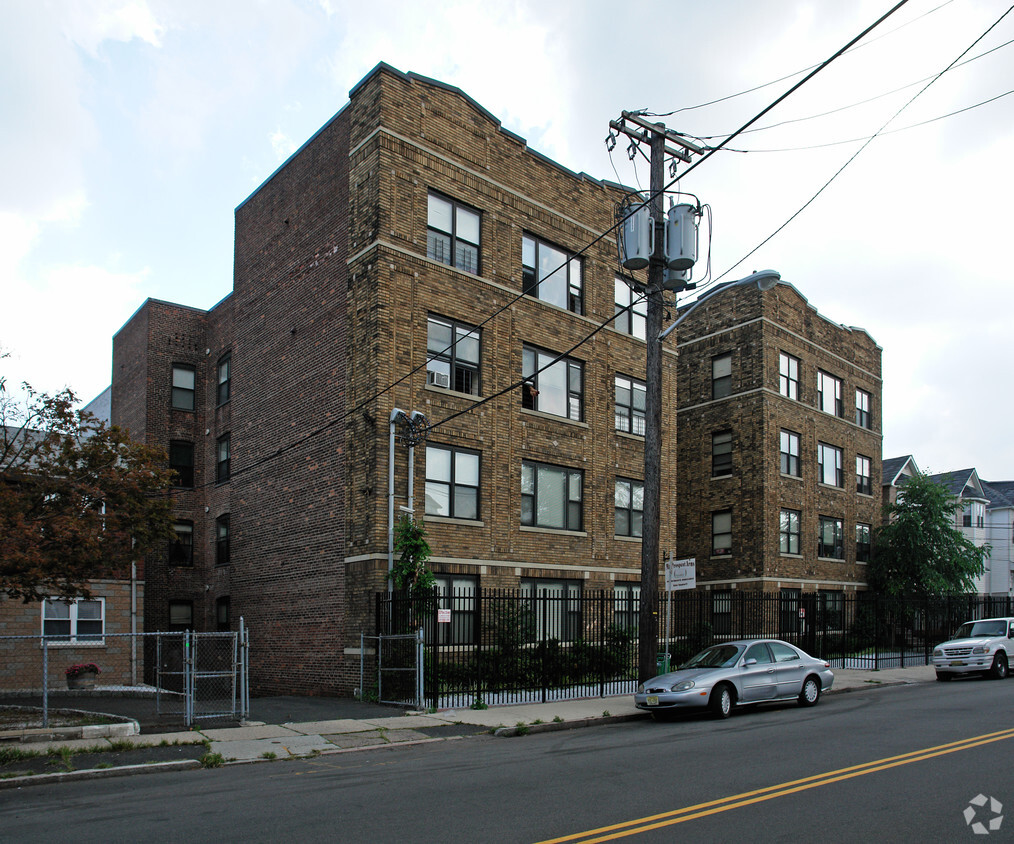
[0, 424, 141, 688]
[109, 64, 677, 695]
[981, 480, 1014, 597]
[924, 469, 992, 594]
[673, 281, 883, 608]
[882, 454, 920, 518]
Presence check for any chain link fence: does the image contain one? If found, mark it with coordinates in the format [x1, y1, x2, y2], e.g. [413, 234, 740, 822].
[0, 622, 250, 728]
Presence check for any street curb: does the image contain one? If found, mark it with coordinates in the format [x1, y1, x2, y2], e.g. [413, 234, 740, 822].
[493, 712, 649, 737]
[0, 719, 140, 744]
[0, 759, 200, 789]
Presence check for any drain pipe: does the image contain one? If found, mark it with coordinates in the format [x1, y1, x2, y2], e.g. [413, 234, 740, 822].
[388, 408, 407, 593]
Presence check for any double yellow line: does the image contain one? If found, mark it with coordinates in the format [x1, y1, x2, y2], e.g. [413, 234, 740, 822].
[537, 728, 1014, 843]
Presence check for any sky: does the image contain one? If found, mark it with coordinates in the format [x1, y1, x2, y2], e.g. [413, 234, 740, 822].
[3, 0, 1014, 479]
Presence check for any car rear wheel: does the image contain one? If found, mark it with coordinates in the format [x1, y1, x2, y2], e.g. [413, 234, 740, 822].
[710, 684, 733, 719]
[935, 671, 953, 681]
[798, 675, 821, 707]
[989, 653, 1008, 680]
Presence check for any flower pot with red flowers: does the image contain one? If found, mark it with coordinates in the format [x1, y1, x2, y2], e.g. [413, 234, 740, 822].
[65, 663, 101, 689]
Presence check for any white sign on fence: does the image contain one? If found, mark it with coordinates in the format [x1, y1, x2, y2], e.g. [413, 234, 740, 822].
[664, 557, 696, 591]
[437, 609, 451, 623]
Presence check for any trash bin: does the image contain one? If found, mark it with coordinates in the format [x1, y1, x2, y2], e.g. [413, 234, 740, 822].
[656, 652, 670, 674]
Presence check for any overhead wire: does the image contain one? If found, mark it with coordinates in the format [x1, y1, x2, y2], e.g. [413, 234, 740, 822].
[697, 2, 1014, 293]
[689, 33, 1014, 141]
[645, 0, 956, 118]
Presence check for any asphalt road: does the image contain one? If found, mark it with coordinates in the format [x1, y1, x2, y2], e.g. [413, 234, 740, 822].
[3, 678, 1012, 842]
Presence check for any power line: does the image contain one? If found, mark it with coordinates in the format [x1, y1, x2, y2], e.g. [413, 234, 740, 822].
[645, 0, 956, 118]
[697, 2, 1014, 294]
[689, 36, 1014, 142]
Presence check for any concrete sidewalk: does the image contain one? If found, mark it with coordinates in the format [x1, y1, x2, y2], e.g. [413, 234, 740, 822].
[2, 665, 937, 775]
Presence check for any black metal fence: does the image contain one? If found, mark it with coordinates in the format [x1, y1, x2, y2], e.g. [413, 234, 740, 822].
[377, 589, 1014, 709]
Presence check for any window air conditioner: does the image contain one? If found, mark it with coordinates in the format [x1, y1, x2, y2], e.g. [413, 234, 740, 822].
[428, 371, 450, 388]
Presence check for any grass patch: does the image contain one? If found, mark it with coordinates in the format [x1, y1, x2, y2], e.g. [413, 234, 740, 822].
[261, 751, 277, 760]
[515, 722, 529, 736]
[200, 752, 225, 768]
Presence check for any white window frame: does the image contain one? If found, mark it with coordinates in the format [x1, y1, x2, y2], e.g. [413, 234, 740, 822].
[817, 370, 843, 417]
[41, 597, 105, 645]
[818, 442, 843, 488]
[614, 277, 646, 340]
[779, 352, 799, 400]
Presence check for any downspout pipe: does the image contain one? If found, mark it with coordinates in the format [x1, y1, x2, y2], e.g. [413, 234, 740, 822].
[388, 408, 406, 594]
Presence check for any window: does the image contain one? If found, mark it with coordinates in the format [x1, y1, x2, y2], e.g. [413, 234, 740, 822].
[819, 591, 844, 630]
[818, 442, 843, 487]
[817, 370, 843, 417]
[522, 234, 582, 314]
[745, 642, 774, 664]
[780, 509, 801, 555]
[712, 510, 732, 556]
[855, 388, 871, 428]
[217, 355, 231, 405]
[615, 375, 646, 436]
[172, 365, 195, 411]
[779, 352, 799, 400]
[521, 461, 583, 531]
[963, 501, 984, 529]
[168, 601, 193, 631]
[818, 516, 844, 559]
[614, 277, 646, 340]
[216, 597, 230, 631]
[962, 504, 971, 528]
[427, 193, 480, 274]
[780, 429, 801, 477]
[427, 316, 480, 394]
[712, 430, 732, 476]
[769, 641, 801, 663]
[521, 578, 582, 641]
[216, 434, 230, 483]
[614, 582, 640, 631]
[429, 575, 478, 645]
[712, 353, 732, 399]
[42, 598, 104, 643]
[522, 345, 583, 421]
[856, 523, 872, 562]
[712, 590, 733, 635]
[169, 441, 195, 488]
[614, 478, 644, 537]
[170, 521, 194, 565]
[425, 445, 480, 520]
[856, 454, 872, 495]
[216, 515, 230, 566]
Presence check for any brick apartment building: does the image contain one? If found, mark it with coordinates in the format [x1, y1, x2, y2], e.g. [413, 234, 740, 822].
[110, 63, 680, 695]
[673, 281, 882, 615]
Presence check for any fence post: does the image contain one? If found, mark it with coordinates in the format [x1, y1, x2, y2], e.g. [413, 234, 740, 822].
[42, 636, 49, 729]
[598, 590, 605, 698]
[240, 617, 249, 720]
[541, 591, 548, 704]
[184, 629, 193, 728]
[416, 627, 424, 710]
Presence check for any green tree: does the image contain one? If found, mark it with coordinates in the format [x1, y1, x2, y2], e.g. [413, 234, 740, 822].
[1, 380, 174, 602]
[389, 515, 435, 598]
[870, 473, 988, 597]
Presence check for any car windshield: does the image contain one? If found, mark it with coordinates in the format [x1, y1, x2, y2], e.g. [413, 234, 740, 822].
[955, 621, 1007, 639]
[682, 644, 744, 669]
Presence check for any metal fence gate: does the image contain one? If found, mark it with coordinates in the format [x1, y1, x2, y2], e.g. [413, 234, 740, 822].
[155, 623, 250, 726]
[360, 631, 424, 709]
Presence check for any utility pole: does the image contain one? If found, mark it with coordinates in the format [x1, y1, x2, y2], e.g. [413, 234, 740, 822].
[608, 112, 703, 682]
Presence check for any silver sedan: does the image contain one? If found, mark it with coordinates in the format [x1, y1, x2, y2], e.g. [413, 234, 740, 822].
[635, 639, 835, 719]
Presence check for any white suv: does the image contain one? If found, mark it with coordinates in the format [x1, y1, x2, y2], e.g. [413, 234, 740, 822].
[932, 617, 1014, 681]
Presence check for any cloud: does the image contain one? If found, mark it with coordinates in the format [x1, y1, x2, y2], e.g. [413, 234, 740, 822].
[57, 0, 165, 56]
[270, 129, 298, 162]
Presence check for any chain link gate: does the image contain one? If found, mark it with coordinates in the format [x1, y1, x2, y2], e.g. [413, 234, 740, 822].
[156, 621, 250, 726]
[360, 630, 424, 709]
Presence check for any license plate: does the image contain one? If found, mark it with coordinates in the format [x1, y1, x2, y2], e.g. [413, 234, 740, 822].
[950, 661, 965, 666]
[646, 695, 659, 706]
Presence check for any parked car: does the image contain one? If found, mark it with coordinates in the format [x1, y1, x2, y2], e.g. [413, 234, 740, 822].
[634, 639, 834, 720]
[931, 617, 1014, 681]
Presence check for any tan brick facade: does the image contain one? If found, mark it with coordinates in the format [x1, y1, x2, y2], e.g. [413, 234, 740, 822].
[674, 282, 882, 595]
[108, 64, 879, 696]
